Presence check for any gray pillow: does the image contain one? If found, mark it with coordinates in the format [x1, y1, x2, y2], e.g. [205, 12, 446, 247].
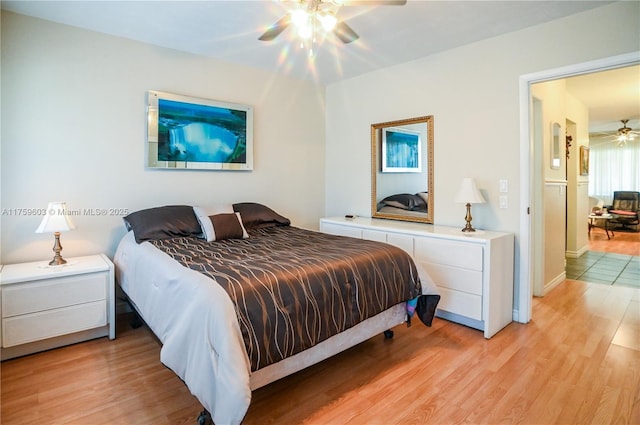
[381, 193, 426, 211]
[232, 202, 290, 228]
[123, 205, 202, 243]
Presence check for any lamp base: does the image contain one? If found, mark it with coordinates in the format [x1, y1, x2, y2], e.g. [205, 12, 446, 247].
[461, 202, 477, 232]
[48, 256, 68, 266]
[48, 231, 68, 266]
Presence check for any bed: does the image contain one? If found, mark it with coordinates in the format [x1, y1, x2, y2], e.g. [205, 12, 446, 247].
[377, 192, 429, 215]
[114, 203, 439, 424]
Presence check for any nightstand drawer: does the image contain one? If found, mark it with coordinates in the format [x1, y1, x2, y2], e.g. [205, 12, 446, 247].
[437, 287, 482, 320]
[2, 272, 107, 318]
[2, 300, 107, 347]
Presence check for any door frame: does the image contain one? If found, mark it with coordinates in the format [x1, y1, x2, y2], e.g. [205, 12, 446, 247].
[517, 51, 640, 323]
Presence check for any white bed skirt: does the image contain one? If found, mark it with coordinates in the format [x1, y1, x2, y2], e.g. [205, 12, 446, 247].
[250, 303, 406, 390]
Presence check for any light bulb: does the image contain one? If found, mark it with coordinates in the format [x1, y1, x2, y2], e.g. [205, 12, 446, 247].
[298, 23, 312, 39]
[318, 13, 337, 32]
[290, 9, 309, 27]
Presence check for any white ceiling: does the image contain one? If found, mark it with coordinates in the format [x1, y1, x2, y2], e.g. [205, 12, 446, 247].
[563, 65, 640, 135]
[3, 0, 637, 134]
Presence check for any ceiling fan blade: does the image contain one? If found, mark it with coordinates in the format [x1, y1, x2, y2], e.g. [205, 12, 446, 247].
[334, 21, 359, 44]
[258, 15, 290, 41]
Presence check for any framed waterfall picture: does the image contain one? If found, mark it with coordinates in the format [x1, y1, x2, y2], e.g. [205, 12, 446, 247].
[381, 127, 421, 173]
[580, 145, 589, 176]
[146, 90, 253, 170]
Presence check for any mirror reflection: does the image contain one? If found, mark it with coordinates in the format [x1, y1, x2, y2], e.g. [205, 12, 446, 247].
[371, 116, 434, 224]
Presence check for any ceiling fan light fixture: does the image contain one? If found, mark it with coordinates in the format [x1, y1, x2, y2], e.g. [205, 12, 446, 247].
[291, 9, 310, 26]
[318, 13, 338, 32]
[290, 9, 314, 39]
[259, 0, 406, 52]
[298, 24, 313, 39]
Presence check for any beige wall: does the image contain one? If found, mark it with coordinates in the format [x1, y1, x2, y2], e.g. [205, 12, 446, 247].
[1, 11, 327, 263]
[325, 1, 640, 313]
[531, 79, 590, 294]
[566, 93, 591, 257]
[532, 78, 568, 295]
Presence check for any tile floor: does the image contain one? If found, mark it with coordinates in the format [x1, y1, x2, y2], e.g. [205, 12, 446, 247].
[566, 251, 640, 287]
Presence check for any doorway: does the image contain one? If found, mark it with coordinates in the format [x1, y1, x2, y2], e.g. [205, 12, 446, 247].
[517, 52, 640, 324]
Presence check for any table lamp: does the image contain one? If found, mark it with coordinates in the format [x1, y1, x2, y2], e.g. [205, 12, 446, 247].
[454, 178, 486, 232]
[36, 201, 76, 265]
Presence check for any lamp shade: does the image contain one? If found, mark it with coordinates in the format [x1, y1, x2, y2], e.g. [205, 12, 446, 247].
[35, 202, 76, 233]
[454, 178, 486, 204]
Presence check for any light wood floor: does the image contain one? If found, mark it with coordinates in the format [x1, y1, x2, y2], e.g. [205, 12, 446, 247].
[587, 227, 640, 256]
[2, 273, 639, 424]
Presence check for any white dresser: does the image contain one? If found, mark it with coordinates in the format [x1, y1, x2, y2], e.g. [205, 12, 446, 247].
[0, 254, 115, 360]
[320, 217, 514, 338]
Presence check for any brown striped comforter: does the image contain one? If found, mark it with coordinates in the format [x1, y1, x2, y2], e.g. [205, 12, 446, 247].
[151, 226, 421, 371]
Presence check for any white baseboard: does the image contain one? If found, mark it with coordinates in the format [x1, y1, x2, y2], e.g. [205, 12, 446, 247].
[566, 244, 589, 259]
[513, 308, 526, 324]
[544, 271, 566, 296]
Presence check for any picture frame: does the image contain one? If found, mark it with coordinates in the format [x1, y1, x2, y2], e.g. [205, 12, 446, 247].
[550, 122, 561, 169]
[580, 145, 589, 176]
[147, 90, 253, 170]
[381, 127, 421, 173]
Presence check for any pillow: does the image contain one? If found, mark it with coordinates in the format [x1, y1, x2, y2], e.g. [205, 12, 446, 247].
[123, 205, 202, 243]
[232, 202, 291, 228]
[380, 193, 426, 211]
[207, 212, 249, 241]
[193, 204, 234, 241]
[610, 210, 637, 216]
[416, 192, 429, 205]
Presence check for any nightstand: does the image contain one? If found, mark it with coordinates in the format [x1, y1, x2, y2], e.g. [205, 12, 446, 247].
[0, 254, 115, 360]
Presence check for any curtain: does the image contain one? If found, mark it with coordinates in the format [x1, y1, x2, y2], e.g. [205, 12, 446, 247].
[588, 139, 640, 205]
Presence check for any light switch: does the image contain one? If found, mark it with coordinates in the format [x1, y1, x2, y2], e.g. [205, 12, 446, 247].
[500, 195, 508, 209]
[499, 179, 509, 193]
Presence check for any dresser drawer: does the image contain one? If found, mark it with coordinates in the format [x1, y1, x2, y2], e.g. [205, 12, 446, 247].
[2, 272, 107, 318]
[2, 300, 107, 347]
[437, 287, 482, 320]
[320, 222, 363, 239]
[386, 233, 414, 256]
[362, 229, 387, 242]
[414, 237, 483, 271]
[418, 261, 483, 295]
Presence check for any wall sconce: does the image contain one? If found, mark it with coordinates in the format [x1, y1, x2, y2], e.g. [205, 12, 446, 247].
[36, 202, 76, 266]
[454, 178, 486, 232]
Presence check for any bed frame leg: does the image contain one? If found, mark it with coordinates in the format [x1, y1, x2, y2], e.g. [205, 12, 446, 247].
[130, 313, 143, 329]
[383, 329, 394, 339]
[197, 409, 212, 425]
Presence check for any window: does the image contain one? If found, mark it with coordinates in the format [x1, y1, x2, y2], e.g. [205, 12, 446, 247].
[588, 139, 640, 204]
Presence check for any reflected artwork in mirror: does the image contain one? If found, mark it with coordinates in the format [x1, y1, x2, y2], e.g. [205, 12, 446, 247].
[371, 116, 434, 224]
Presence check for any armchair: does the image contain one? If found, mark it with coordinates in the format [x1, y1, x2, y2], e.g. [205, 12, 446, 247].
[608, 191, 640, 231]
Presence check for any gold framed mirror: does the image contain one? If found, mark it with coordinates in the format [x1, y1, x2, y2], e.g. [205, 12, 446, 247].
[371, 116, 434, 224]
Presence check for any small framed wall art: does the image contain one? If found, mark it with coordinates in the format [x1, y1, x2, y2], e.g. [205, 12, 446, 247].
[550, 121, 561, 169]
[579, 145, 589, 176]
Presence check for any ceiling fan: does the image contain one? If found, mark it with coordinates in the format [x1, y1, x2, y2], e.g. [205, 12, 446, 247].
[258, 0, 407, 46]
[591, 119, 640, 146]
